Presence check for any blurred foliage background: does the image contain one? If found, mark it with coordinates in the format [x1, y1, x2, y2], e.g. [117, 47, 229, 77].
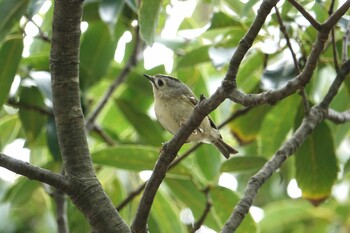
[0, 0, 350, 232]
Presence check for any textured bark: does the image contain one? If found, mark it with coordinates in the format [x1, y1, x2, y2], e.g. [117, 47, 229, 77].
[50, 0, 130, 232]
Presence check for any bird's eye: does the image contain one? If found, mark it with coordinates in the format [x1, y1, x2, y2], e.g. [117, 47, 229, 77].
[157, 79, 164, 86]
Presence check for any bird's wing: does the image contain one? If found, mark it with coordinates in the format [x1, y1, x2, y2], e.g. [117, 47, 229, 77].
[182, 93, 219, 130]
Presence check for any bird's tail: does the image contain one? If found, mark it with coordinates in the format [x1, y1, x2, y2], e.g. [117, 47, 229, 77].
[213, 138, 238, 159]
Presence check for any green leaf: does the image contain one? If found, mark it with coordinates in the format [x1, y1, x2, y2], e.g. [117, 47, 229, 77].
[0, 0, 29, 42]
[221, 156, 267, 173]
[209, 12, 241, 29]
[0, 115, 21, 149]
[236, 52, 264, 92]
[177, 45, 210, 68]
[22, 53, 50, 71]
[80, 21, 117, 89]
[18, 86, 47, 143]
[92, 145, 188, 175]
[262, 57, 298, 90]
[139, 0, 161, 45]
[165, 178, 207, 219]
[115, 99, 164, 146]
[230, 104, 272, 145]
[92, 145, 159, 171]
[260, 94, 299, 156]
[4, 178, 40, 206]
[242, 0, 259, 17]
[0, 38, 23, 108]
[99, 0, 125, 35]
[195, 144, 221, 181]
[46, 116, 60, 161]
[27, 0, 46, 17]
[259, 200, 315, 232]
[210, 187, 257, 233]
[151, 190, 185, 233]
[295, 122, 338, 206]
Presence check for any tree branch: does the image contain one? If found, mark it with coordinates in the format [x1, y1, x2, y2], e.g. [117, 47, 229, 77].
[53, 188, 69, 233]
[221, 106, 326, 233]
[274, 5, 310, 115]
[222, 48, 350, 233]
[287, 0, 322, 30]
[342, 20, 350, 62]
[229, 1, 349, 107]
[50, 0, 130, 232]
[190, 187, 212, 233]
[130, 1, 280, 232]
[326, 109, 350, 123]
[320, 59, 350, 108]
[7, 98, 53, 116]
[0, 153, 71, 193]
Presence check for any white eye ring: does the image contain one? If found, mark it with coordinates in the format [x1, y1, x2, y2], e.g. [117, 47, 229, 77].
[157, 79, 164, 86]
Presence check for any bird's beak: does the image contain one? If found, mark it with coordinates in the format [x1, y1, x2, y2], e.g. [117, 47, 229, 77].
[143, 74, 155, 85]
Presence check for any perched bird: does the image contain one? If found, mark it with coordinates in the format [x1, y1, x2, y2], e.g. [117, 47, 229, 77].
[144, 74, 238, 159]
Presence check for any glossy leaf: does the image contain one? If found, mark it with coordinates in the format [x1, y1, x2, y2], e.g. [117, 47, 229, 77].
[295, 122, 338, 206]
[177, 45, 210, 68]
[92, 145, 159, 171]
[195, 144, 221, 181]
[80, 22, 117, 89]
[18, 86, 47, 143]
[210, 186, 257, 232]
[165, 178, 206, 219]
[151, 190, 185, 233]
[0, 115, 21, 149]
[46, 116, 60, 161]
[230, 104, 272, 145]
[115, 99, 164, 146]
[0, 0, 29, 42]
[3, 178, 40, 206]
[139, 0, 161, 45]
[0, 38, 23, 108]
[236, 52, 264, 92]
[221, 156, 267, 173]
[209, 12, 241, 29]
[92, 145, 188, 175]
[260, 94, 299, 156]
[99, 0, 125, 35]
[259, 200, 316, 232]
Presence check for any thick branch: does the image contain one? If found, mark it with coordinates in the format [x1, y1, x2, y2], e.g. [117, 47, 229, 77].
[50, 0, 130, 232]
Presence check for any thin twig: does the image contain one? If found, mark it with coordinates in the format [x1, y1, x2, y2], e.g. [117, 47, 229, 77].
[342, 20, 350, 62]
[24, 14, 51, 43]
[7, 98, 53, 116]
[320, 59, 350, 108]
[85, 26, 141, 131]
[287, 0, 322, 31]
[328, 0, 340, 71]
[91, 124, 117, 146]
[190, 187, 212, 233]
[275, 6, 310, 115]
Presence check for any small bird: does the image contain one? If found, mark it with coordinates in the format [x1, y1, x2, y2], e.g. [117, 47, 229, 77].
[144, 74, 238, 159]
